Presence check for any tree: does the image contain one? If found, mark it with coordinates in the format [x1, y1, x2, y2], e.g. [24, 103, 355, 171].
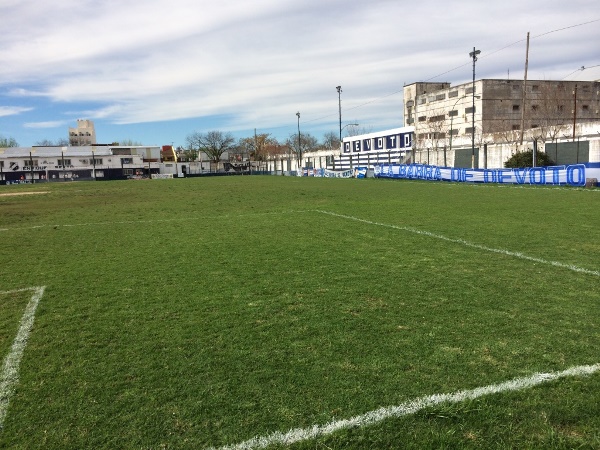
[35, 138, 69, 146]
[118, 139, 144, 146]
[237, 133, 279, 161]
[0, 136, 18, 148]
[186, 130, 235, 169]
[285, 132, 318, 163]
[504, 149, 555, 168]
[322, 131, 340, 150]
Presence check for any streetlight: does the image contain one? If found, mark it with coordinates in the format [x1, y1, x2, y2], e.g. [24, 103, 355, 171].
[341, 123, 358, 133]
[336, 86, 342, 142]
[469, 47, 481, 169]
[296, 111, 301, 166]
[340, 123, 359, 150]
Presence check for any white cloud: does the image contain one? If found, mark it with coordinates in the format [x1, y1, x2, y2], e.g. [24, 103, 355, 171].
[1, 0, 599, 144]
[23, 120, 68, 129]
[0, 106, 33, 117]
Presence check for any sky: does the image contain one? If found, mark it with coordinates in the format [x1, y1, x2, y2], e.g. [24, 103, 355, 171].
[1, 0, 599, 148]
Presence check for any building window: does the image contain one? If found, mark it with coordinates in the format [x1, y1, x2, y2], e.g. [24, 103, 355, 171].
[406, 100, 414, 107]
[465, 106, 476, 114]
[24, 159, 38, 167]
[448, 110, 458, 117]
[58, 159, 71, 166]
[123, 169, 133, 175]
[448, 91, 459, 98]
[407, 117, 415, 124]
[512, 124, 520, 130]
[513, 85, 520, 91]
[531, 105, 539, 111]
[582, 105, 589, 111]
[465, 86, 476, 94]
[418, 116, 427, 122]
[531, 85, 539, 92]
[513, 105, 520, 111]
[450, 129, 459, 135]
[91, 158, 103, 165]
[436, 94, 446, 101]
[429, 115, 445, 122]
[465, 127, 474, 134]
[418, 98, 427, 105]
[532, 124, 539, 128]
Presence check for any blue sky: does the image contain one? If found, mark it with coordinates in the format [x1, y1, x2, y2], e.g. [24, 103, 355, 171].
[1, 0, 599, 148]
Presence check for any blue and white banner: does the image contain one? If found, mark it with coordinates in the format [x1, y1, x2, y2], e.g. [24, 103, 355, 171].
[374, 163, 600, 187]
[301, 168, 354, 178]
[354, 167, 368, 178]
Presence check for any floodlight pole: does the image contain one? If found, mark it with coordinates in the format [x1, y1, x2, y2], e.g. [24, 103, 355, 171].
[296, 112, 301, 167]
[469, 47, 480, 169]
[336, 86, 342, 143]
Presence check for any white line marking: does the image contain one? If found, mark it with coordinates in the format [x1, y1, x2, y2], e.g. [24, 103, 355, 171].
[315, 210, 600, 277]
[0, 286, 45, 430]
[209, 363, 600, 450]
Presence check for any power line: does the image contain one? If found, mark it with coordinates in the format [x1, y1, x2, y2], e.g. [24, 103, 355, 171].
[274, 18, 600, 135]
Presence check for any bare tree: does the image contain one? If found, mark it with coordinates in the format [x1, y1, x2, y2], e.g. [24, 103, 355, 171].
[237, 133, 279, 161]
[35, 138, 69, 146]
[322, 131, 340, 150]
[186, 130, 235, 170]
[285, 132, 318, 163]
[530, 83, 570, 143]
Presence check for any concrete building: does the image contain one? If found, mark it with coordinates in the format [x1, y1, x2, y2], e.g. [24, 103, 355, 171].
[403, 79, 600, 151]
[69, 119, 97, 146]
[0, 145, 162, 184]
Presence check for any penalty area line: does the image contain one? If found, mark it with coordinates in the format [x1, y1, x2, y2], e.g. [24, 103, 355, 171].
[0, 286, 46, 431]
[210, 363, 600, 450]
[315, 210, 600, 277]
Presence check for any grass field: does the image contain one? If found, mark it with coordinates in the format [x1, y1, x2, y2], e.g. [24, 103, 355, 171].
[0, 176, 599, 449]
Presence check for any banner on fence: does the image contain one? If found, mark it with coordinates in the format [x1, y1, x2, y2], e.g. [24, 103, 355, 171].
[374, 163, 599, 187]
[301, 168, 353, 178]
[354, 167, 368, 178]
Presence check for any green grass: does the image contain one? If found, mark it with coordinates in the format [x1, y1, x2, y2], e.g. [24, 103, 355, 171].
[0, 177, 599, 449]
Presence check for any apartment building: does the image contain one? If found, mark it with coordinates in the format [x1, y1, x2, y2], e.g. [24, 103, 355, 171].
[404, 79, 600, 149]
[69, 119, 97, 146]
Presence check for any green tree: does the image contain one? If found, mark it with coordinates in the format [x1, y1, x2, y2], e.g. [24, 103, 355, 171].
[504, 149, 555, 168]
[0, 136, 18, 147]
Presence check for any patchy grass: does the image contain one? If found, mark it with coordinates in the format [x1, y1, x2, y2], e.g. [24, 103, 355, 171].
[0, 176, 598, 449]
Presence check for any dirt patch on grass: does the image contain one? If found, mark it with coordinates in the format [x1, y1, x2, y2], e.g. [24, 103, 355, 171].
[0, 191, 50, 197]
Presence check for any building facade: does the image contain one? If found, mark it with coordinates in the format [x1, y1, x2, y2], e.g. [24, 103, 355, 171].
[69, 119, 97, 146]
[0, 145, 161, 184]
[404, 79, 600, 151]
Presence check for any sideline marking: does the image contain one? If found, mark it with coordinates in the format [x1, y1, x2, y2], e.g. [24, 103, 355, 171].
[0, 286, 45, 430]
[209, 363, 600, 450]
[316, 210, 600, 277]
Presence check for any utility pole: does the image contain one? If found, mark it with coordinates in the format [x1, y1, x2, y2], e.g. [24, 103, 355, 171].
[572, 84, 578, 141]
[520, 32, 530, 146]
